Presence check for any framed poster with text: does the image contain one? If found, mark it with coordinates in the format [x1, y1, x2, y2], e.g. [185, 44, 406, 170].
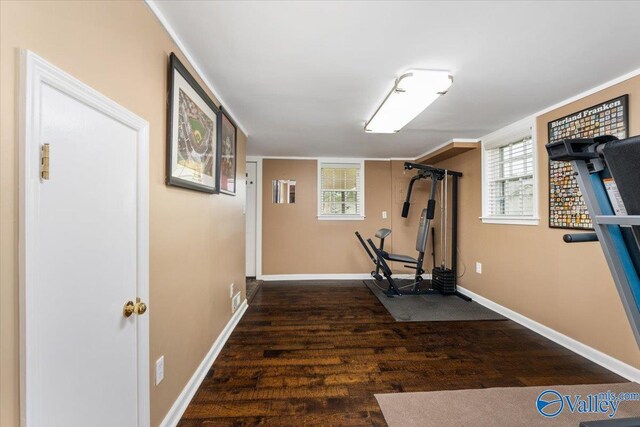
[548, 95, 628, 229]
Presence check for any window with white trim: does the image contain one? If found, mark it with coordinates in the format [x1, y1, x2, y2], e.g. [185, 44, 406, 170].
[481, 118, 538, 225]
[317, 160, 365, 220]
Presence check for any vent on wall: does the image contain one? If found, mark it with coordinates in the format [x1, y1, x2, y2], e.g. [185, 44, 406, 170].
[232, 293, 242, 312]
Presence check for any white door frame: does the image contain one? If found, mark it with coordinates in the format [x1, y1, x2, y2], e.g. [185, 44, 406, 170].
[18, 50, 150, 426]
[245, 156, 262, 278]
[245, 161, 257, 277]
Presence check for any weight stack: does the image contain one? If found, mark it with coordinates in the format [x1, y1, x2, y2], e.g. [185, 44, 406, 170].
[432, 267, 456, 295]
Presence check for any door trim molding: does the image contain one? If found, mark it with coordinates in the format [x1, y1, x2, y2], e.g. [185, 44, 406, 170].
[159, 300, 248, 427]
[19, 50, 151, 426]
[246, 156, 262, 278]
[244, 161, 257, 276]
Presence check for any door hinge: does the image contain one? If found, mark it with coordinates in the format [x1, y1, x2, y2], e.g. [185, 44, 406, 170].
[40, 143, 50, 180]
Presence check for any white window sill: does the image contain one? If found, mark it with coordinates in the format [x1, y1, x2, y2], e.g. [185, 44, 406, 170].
[479, 216, 540, 226]
[317, 215, 365, 221]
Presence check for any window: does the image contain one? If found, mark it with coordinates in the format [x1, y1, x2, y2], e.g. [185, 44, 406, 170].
[482, 118, 538, 225]
[317, 160, 365, 220]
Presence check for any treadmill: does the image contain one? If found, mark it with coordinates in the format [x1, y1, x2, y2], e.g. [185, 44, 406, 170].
[546, 135, 640, 427]
[547, 135, 640, 344]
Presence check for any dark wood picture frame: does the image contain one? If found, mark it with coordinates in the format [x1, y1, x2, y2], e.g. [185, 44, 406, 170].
[218, 107, 238, 195]
[547, 94, 629, 229]
[166, 52, 221, 193]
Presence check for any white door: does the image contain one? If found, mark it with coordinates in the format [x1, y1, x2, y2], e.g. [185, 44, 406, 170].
[245, 162, 257, 276]
[20, 51, 149, 427]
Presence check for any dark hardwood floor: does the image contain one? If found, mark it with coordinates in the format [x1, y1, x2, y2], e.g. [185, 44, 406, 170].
[178, 281, 625, 426]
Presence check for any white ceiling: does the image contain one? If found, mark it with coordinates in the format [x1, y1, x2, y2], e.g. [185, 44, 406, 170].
[151, 1, 640, 158]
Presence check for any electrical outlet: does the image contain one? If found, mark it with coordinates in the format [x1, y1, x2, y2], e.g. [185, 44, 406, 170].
[476, 262, 482, 274]
[156, 356, 164, 385]
[232, 292, 242, 312]
[229, 283, 234, 298]
[382, 211, 388, 219]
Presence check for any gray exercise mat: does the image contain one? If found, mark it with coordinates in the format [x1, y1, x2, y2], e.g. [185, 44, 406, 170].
[364, 280, 506, 322]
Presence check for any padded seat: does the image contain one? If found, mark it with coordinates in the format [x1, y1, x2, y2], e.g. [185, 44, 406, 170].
[381, 251, 417, 264]
[375, 228, 392, 239]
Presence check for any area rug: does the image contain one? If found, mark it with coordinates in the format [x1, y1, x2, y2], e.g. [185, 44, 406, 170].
[375, 382, 640, 426]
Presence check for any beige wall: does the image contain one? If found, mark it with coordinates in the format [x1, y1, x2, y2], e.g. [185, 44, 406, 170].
[259, 156, 456, 276]
[432, 75, 640, 369]
[0, 1, 246, 425]
[262, 160, 393, 274]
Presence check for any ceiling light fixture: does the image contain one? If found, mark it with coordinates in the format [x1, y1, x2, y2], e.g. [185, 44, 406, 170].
[364, 70, 453, 134]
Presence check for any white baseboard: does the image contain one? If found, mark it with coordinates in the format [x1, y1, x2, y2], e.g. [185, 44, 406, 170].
[159, 299, 249, 427]
[458, 286, 640, 383]
[260, 273, 371, 281]
[259, 273, 427, 281]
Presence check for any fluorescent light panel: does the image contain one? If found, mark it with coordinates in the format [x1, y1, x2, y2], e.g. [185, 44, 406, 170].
[365, 70, 453, 134]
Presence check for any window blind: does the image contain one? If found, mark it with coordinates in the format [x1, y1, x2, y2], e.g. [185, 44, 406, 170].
[319, 163, 361, 216]
[486, 136, 534, 217]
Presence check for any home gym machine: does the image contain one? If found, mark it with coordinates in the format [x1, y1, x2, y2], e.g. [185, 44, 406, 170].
[356, 162, 470, 300]
[546, 135, 640, 348]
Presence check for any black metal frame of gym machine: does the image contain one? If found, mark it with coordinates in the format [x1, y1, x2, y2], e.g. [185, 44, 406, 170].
[361, 162, 469, 299]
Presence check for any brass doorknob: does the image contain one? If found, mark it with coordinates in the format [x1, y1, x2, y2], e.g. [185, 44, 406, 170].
[134, 297, 147, 315]
[123, 301, 135, 317]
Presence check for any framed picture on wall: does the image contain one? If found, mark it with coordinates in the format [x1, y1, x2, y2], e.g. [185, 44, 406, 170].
[548, 95, 628, 229]
[218, 108, 238, 195]
[166, 52, 220, 193]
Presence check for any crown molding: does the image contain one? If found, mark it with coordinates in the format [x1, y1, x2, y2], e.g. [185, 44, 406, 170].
[144, 0, 249, 137]
[534, 67, 640, 117]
